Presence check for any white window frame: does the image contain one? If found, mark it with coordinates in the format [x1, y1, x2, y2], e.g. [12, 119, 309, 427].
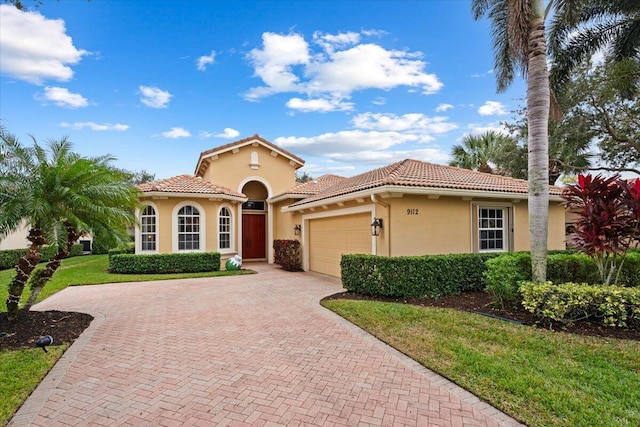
[140, 205, 157, 252]
[476, 205, 510, 252]
[135, 202, 159, 254]
[172, 201, 206, 252]
[218, 204, 235, 253]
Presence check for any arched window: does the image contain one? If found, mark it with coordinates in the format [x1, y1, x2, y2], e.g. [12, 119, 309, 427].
[177, 205, 200, 250]
[219, 207, 232, 250]
[140, 205, 157, 252]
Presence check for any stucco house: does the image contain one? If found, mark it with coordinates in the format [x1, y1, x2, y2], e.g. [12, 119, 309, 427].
[135, 134, 566, 277]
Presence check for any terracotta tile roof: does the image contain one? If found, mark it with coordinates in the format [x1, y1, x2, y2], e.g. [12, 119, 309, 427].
[275, 174, 347, 198]
[197, 134, 305, 170]
[290, 159, 563, 207]
[137, 174, 245, 198]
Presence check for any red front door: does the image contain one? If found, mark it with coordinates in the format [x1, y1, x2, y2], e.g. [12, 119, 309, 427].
[242, 214, 266, 259]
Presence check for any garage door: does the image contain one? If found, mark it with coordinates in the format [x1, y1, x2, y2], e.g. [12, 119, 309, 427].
[308, 213, 372, 277]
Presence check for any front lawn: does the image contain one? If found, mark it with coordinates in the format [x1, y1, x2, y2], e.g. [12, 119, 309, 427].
[322, 299, 640, 427]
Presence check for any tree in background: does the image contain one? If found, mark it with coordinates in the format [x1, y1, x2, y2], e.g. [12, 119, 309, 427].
[0, 128, 139, 319]
[472, 0, 552, 282]
[449, 131, 509, 174]
[549, 0, 640, 97]
[295, 171, 313, 183]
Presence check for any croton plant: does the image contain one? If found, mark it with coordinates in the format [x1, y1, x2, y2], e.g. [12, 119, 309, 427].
[562, 174, 640, 285]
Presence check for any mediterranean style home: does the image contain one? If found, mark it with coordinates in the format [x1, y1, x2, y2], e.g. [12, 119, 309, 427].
[135, 134, 566, 277]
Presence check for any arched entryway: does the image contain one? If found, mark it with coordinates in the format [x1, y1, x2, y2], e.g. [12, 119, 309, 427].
[241, 180, 268, 260]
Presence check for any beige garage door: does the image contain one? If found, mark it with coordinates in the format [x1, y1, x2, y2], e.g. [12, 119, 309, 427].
[308, 213, 372, 277]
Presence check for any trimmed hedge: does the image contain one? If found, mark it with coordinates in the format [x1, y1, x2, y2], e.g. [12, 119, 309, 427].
[0, 244, 83, 271]
[520, 281, 640, 328]
[484, 251, 639, 292]
[273, 239, 302, 271]
[108, 244, 135, 258]
[109, 252, 221, 274]
[341, 253, 500, 298]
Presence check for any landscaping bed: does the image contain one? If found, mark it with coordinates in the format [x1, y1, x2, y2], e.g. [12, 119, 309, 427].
[323, 290, 640, 341]
[0, 310, 93, 351]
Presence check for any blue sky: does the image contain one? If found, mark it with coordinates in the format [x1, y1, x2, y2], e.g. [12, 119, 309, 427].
[0, 0, 527, 180]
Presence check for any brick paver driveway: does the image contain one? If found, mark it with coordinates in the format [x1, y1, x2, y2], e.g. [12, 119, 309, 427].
[11, 264, 521, 426]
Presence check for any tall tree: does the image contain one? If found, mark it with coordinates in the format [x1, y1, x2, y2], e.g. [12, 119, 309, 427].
[449, 131, 508, 174]
[0, 130, 139, 319]
[472, 0, 551, 282]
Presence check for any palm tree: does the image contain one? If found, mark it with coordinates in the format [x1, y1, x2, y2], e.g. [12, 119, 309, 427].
[449, 131, 507, 174]
[472, 0, 552, 282]
[0, 129, 139, 319]
[549, 0, 640, 94]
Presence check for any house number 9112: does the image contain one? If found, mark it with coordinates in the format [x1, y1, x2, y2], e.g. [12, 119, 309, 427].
[407, 209, 419, 215]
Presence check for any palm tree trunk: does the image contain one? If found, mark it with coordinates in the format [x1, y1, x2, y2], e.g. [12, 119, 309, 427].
[6, 227, 46, 320]
[25, 224, 80, 309]
[527, 11, 550, 283]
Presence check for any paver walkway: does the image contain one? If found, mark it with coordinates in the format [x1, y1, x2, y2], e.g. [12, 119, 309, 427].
[11, 264, 522, 426]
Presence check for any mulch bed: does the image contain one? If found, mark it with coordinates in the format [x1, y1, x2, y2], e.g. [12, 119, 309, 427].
[0, 310, 93, 352]
[323, 291, 640, 341]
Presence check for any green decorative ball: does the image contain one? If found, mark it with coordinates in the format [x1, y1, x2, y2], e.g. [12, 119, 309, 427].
[225, 255, 242, 271]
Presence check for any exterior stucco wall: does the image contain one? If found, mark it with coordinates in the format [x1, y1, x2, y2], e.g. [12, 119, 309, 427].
[273, 200, 302, 241]
[387, 196, 471, 256]
[512, 201, 566, 251]
[0, 223, 29, 250]
[201, 144, 298, 196]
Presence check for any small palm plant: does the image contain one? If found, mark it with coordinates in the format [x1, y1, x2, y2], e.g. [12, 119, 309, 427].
[0, 128, 140, 319]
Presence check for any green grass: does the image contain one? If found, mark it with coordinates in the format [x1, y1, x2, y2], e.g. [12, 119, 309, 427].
[0, 346, 66, 425]
[322, 299, 640, 427]
[0, 254, 254, 312]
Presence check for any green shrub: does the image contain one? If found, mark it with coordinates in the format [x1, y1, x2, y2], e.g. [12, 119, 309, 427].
[0, 244, 83, 270]
[108, 244, 135, 258]
[341, 253, 499, 298]
[0, 249, 27, 271]
[109, 252, 221, 274]
[273, 239, 302, 271]
[520, 281, 640, 328]
[483, 252, 531, 308]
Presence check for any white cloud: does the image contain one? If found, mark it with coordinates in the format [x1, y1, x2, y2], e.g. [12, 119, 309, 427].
[478, 100, 508, 116]
[435, 103, 453, 112]
[160, 127, 191, 138]
[275, 130, 440, 161]
[372, 97, 386, 106]
[286, 97, 353, 113]
[215, 128, 240, 139]
[312, 31, 360, 53]
[245, 31, 443, 105]
[139, 85, 172, 108]
[38, 87, 88, 108]
[60, 121, 129, 131]
[353, 112, 457, 135]
[196, 50, 216, 71]
[0, 5, 88, 84]
[246, 32, 310, 99]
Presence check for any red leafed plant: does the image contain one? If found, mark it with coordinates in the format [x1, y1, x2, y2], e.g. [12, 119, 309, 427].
[562, 174, 640, 285]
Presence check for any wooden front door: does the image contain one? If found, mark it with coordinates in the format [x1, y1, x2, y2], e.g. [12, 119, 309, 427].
[242, 214, 266, 259]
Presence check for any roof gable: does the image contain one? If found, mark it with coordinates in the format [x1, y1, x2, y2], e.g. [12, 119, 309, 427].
[195, 134, 305, 176]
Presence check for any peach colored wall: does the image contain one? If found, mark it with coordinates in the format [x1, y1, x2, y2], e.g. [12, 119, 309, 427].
[272, 200, 302, 241]
[387, 196, 471, 256]
[513, 201, 566, 251]
[140, 197, 242, 254]
[202, 144, 298, 196]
